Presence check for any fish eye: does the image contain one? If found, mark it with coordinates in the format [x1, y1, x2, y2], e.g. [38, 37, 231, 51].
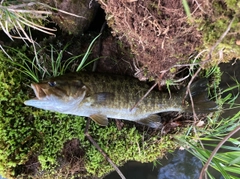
[48, 81, 56, 87]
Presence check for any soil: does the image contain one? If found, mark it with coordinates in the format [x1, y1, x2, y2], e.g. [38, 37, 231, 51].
[59, 139, 86, 177]
[14, 154, 40, 178]
[98, 0, 204, 81]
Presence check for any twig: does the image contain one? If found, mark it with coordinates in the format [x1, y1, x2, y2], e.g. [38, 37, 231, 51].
[0, 45, 13, 60]
[92, 21, 107, 72]
[184, 17, 235, 122]
[7, 9, 52, 14]
[184, 67, 201, 122]
[193, 0, 206, 14]
[84, 119, 126, 179]
[208, 17, 235, 59]
[130, 81, 158, 111]
[97, 0, 108, 8]
[182, 17, 236, 163]
[130, 70, 167, 111]
[86, 35, 125, 178]
[199, 125, 240, 179]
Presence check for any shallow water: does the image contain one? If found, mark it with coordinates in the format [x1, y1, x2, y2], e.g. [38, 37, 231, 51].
[104, 149, 225, 179]
[104, 150, 200, 179]
[104, 60, 240, 179]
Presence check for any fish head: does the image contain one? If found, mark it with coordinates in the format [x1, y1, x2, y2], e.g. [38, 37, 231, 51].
[24, 77, 87, 113]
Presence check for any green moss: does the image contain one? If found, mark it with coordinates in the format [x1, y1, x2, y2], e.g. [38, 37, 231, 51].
[0, 52, 37, 177]
[32, 112, 86, 170]
[0, 48, 183, 178]
[84, 122, 178, 177]
[0, 50, 87, 177]
[197, 0, 240, 63]
[223, 0, 240, 13]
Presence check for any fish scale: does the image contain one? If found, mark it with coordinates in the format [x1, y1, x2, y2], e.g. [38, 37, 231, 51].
[24, 72, 217, 128]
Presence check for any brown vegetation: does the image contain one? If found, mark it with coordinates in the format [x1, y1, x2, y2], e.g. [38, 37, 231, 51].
[98, 0, 204, 80]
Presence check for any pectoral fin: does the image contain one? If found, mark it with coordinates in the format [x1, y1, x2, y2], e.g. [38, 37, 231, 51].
[137, 114, 162, 128]
[90, 114, 108, 126]
[87, 92, 114, 106]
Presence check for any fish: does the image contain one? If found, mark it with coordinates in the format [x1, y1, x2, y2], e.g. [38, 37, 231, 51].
[24, 72, 217, 128]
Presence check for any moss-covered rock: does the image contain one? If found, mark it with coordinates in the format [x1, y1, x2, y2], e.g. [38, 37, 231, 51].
[0, 52, 38, 177]
[197, 0, 240, 63]
[0, 49, 180, 178]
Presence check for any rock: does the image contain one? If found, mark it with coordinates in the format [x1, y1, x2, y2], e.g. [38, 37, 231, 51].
[44, 0, 99, 35]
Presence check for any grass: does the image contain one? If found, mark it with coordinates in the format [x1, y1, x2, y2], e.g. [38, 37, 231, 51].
[176, 78, 240, 179]
[76, 33, 101, 72]
[1, 32, 101, 83]
[0, 1, 85, 44]
[0, 2, 54, 43]
[182, 0, 192, 21]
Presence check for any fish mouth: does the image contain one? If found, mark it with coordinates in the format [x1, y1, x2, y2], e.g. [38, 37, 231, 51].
[24, 83, 48, 107]
[24, 83, 51, 107]
[31, 83, 46, 99]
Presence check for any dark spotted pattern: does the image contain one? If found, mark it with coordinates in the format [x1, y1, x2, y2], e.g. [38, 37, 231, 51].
[46, 72, 185, 114]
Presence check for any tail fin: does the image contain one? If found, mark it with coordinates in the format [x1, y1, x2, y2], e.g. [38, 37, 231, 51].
[184, 78, 218, 113]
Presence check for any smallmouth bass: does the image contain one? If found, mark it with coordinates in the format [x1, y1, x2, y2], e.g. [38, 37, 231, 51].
[24, 72, 217, 128]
